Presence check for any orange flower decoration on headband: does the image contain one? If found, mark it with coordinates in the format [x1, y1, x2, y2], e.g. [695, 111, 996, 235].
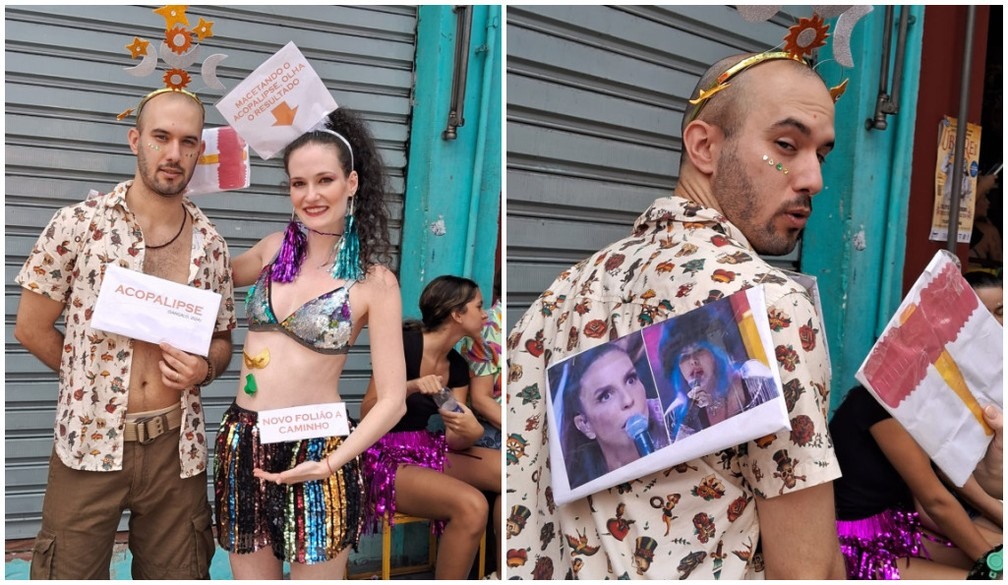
[118, 5, 229, 120]
[784, 14, 830, 60]
[165, 25, 193, 55]
[163, 69, 191, 90]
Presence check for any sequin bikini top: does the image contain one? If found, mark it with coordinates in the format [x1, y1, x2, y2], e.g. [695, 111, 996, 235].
[245, 264, 355, 355]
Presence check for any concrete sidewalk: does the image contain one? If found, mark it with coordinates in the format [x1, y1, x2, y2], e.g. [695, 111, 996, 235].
[5, 528, 439, 580]
[6, 548, 435, 580]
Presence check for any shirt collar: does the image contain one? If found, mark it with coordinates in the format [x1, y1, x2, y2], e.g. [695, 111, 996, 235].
[104, 180, 132, 209]
[103, 180, 201, 222]
[632, 195, 755, 252]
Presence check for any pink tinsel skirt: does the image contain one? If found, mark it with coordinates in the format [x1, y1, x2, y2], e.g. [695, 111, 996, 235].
[362, 429, 448, 534]
[836, 508, 926, 579]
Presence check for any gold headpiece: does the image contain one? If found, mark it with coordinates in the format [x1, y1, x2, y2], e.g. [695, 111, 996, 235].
[686, 52, 806, 124]
[117, 5, 229, 121]
[686, 7, 872, 124]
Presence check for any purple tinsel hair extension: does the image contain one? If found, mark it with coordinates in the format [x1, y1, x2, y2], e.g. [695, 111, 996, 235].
[271, 218, 307, 283]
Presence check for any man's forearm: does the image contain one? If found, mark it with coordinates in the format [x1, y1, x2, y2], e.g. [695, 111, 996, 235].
[16, 325, 65, 373]
[206, 333, 233, 383]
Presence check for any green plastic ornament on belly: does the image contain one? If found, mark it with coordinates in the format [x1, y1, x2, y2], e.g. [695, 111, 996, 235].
[243, 373, 258, 396]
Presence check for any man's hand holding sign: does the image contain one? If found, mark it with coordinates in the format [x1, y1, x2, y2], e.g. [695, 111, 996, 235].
[92, 264, 224, 393]
[158, 342, 212, 391]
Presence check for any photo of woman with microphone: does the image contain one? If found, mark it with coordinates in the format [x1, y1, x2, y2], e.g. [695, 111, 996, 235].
[548, 333, 670, 490]
[645, 297, 779, 441]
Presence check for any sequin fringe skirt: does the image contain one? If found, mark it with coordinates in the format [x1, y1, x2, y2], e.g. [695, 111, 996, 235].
[214, 401, 365, 564]
[361, 429, 448, 535]
[836, 508, 925, 579]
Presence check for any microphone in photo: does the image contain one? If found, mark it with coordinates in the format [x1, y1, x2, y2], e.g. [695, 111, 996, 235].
[625, 413, 655, 457]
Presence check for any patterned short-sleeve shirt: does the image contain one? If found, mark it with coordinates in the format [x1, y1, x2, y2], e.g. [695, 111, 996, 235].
[15, 181, 236, 478]
[505, 195, 840, 579]
[459, 298, 503, 399]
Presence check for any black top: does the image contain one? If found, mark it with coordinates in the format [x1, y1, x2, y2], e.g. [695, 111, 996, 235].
[830, 385, 914, 520]
[389, 326, 471, 433]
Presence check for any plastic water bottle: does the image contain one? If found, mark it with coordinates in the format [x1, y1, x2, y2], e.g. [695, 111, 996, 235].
[432, 388, 463, 413]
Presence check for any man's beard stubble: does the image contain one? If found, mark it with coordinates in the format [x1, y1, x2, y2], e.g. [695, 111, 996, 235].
[136, 146, 191, 198]
[711, 142, 810, 257]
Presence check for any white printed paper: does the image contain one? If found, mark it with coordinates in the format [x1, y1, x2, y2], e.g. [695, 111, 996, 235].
[856, 250, 1003, 486]
[258, 402, 350, 444]
[545, 287, 789, 506]
[91, 264, 222, 356]
[215, 41, 337, 159]
[186, 127, 251, 195]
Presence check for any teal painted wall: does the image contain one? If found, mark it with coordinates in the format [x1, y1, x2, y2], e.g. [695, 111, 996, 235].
[399, 5, 503, 318]
[802, 7, 925, 413]
[358, 7, 502, 569]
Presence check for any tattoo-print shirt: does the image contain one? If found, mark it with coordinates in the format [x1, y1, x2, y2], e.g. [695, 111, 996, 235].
[505, 195, 840, 579]
[15, 181, 236, 478]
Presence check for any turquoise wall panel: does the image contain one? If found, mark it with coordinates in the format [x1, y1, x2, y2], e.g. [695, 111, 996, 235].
[399, 6, 502, 318]
[803, 7, 924, 413]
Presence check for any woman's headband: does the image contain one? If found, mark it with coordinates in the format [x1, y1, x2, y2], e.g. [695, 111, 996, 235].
[308, 116, 355, 171]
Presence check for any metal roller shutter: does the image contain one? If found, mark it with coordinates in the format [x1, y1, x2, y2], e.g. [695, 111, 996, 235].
[5, 5, 417, 539]
[506, 5, 806, 330]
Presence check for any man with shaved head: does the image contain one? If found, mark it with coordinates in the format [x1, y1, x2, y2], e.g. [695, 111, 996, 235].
[15, 88, 235, 579]
[506, 52, 845, 579]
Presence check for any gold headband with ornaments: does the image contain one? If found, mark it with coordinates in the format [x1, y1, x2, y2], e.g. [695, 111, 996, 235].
[117, 5, 229, 121]
[685, 6, 871, 124]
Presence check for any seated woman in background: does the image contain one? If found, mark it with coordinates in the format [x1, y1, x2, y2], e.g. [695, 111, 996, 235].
[965, 270, 1003, 326]
[457, 275, 503, 450]
[830, 384, 1002, 579]
[360, 275, 501, 580]
[962, 270, 1003, 506]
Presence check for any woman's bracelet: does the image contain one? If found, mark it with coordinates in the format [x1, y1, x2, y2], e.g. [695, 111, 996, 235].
[325, 456, 336, 476]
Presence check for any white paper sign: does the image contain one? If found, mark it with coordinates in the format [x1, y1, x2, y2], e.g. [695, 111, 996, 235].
[91, 265, 222, 356]
[545, 287, 790, 506]
[187, 127, 251, 196]
[258, 403, 350, 444]
[856, 250, 1003, 486]
[215, 41, 338, 159]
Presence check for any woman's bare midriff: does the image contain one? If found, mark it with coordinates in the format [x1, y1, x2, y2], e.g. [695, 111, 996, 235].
[236, 331, 349, 411]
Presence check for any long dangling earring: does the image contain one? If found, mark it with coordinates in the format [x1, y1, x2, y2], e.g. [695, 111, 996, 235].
[331, 194, 363, 281]
[271, 212, 307, 283]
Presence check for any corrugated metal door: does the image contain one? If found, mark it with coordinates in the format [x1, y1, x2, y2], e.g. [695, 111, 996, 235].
[5, 5, 417, 539]
[506, 5, 806, 330]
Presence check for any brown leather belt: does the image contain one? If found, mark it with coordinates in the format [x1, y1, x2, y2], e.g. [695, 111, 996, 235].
[123, 407, 183, 444]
